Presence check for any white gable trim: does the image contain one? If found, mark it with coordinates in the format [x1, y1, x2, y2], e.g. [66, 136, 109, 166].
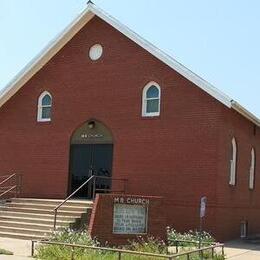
[90, 4, 232, 108]
[0, 7, 95, 108]
[0, 3, 259, 126]
[231, 101, 260, 126]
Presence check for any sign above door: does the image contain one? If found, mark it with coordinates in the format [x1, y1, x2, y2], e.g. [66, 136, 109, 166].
[71, 120, 113, 145]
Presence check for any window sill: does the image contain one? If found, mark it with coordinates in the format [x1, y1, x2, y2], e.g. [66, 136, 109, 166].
[37, 119, 51, 123]
[140, 115, 161, 120]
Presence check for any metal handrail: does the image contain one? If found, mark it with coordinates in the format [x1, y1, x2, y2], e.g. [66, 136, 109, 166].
[53, 175, 128, 230]
[0, 173, 16, 186]
[0, 186, 17, 197]
[31, 240, 172, 259]
[168, 239, 217, 253]
[31, 240, 225, 259]
[0, 185, 17, 190]
[169, 239, 215, 244]
[53, 175, 95, 229]
[92, 176, 128, 197]
[0, 173, 22, 199]
[171, 243, 225, 259]
[0, 174, 17, 179]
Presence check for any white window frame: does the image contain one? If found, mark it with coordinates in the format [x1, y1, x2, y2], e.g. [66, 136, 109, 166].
[249, 148, 255, 190]
[229, 137, 237, 186]
[240, 220, 248, 238]
[142, 81, 161, 117]
[37, 91, 52, 122]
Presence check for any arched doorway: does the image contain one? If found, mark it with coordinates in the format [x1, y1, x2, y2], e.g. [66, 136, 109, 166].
[69, 120, 113, 198]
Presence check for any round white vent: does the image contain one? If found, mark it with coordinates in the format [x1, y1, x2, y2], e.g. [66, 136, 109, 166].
[89, 44, 103, 61]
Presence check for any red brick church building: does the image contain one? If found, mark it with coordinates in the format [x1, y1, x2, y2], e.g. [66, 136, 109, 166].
[0, 3, 259, 241]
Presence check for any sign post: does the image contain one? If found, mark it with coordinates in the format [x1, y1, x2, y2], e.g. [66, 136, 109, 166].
[199, 196, 207, 250]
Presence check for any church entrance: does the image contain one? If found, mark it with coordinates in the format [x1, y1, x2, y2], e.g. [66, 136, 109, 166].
[69, 120, 113, 198]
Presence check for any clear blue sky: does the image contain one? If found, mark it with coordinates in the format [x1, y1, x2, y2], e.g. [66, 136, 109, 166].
[0, 0, 259, 117]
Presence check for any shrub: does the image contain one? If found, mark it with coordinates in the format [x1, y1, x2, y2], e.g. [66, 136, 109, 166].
[127, 236, 167, 254]
[166, 228, 225, 259]
[48, 228, 98, 245]
[35, 228, 106, 260]
[35, 228, 224, 260]
[35, 230, 169, 260]
[167, 227, 215, 247]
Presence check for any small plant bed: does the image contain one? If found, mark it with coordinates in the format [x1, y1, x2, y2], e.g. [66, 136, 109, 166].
[167, 228, 216, 249]
[167, 228, 225, 259]
[34, 228, 225, 259]
[0, 248, 13, 255]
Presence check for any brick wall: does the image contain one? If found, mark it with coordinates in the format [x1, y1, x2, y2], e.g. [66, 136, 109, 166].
[0, 16, 221, 200]
[0, 15, 258, 241]
[88, 194, 166, 245]
[214, 107, 260, 240]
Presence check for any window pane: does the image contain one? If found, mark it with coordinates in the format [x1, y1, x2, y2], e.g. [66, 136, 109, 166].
[146, 86, 159, 98]
[42, 107, 51, 119]
[42, 95, 52, 106]
[146, 99, 159, 113]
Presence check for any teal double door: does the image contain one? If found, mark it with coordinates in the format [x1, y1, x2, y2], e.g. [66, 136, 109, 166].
[69, 144, 113, 198]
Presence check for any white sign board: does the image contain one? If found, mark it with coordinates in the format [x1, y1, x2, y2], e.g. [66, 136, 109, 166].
[200, 196, 207, 218]
[113, 204, 148, 234]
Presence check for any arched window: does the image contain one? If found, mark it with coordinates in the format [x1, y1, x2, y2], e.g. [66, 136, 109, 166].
[249, 148, 256, 190]
[229, 137, 237, 185]
[142, 82, 161, 117]
[37, 91, 52, 122]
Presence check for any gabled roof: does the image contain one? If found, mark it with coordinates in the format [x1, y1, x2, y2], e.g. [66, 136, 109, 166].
[1, 3, 259, 127]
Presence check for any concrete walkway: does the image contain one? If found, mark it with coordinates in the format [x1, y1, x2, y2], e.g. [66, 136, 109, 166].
[0, 237, 32, 259]
[225, 239, 260, 259]
[0, 257, 31, 260]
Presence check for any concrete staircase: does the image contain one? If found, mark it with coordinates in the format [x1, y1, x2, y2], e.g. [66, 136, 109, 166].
[0, 198, 93, 240]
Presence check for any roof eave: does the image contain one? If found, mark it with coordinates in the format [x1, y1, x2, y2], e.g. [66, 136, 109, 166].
[0, 3, 259, 128]
[0, 6, 95, 107]
[231, 101, 260, 127]
[89, 4, 232, 108]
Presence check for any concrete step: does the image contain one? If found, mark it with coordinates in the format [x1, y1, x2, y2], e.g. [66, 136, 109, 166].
[0, 230, 47, 240]
[0, 220, 66, 230]
[0, 215, 72, 225]
[0, 226, 53, 236]
[10, 198, 93, 207]
[0, 198, 93, 240]
[0, 211, 77, 220]
[0, 206, 84, 216]
[6, 202, 91, 212]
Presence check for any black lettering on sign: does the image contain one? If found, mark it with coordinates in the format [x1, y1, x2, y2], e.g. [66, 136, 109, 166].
[114, 197, 149, 205]
[113, 204, 148, 234]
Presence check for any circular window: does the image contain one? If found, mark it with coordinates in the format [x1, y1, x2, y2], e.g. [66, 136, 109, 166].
[89, 44, 103, 61]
